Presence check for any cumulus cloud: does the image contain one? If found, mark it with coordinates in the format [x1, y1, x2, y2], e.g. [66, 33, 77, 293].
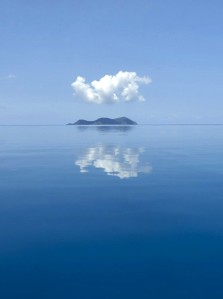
[75, 144, 152, 179]
[71, 71, 151, 104]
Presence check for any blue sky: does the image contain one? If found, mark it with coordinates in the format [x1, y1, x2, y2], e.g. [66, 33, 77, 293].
[0, 0, 223, 124]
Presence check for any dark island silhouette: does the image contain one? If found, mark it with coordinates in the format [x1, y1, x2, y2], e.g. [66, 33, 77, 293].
[67, 117, 137, 125]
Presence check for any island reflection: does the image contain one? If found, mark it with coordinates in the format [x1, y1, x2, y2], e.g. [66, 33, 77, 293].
[75, 144, 152, 179]
[76, 125, 134, 133]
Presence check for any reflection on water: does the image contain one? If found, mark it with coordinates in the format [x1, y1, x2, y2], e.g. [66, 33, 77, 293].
[75, 144, 152, 179]
[77, 125, 134, 133]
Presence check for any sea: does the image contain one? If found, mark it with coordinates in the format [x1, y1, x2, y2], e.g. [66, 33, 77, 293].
[1, 125, 223, 299]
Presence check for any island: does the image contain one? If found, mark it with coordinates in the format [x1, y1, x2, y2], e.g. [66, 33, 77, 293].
[67, 117, 137, 125]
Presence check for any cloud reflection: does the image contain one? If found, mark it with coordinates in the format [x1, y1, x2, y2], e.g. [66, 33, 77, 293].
[75, 144, 152, 179]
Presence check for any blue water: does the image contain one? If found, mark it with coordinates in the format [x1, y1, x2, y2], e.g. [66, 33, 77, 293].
[1, 125, 223, 298]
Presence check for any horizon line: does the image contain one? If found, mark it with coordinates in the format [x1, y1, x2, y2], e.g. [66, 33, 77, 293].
[1, 123, 223, 127]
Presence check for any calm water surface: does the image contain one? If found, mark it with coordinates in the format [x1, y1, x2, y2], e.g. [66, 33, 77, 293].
[1, 125, 223, 298]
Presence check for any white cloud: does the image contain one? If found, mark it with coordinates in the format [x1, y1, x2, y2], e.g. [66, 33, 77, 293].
[71, 71, 151, 104]
[75, 144, 152, 179]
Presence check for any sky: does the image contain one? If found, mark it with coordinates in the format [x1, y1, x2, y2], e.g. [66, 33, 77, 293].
[0, 0, 223, 124]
